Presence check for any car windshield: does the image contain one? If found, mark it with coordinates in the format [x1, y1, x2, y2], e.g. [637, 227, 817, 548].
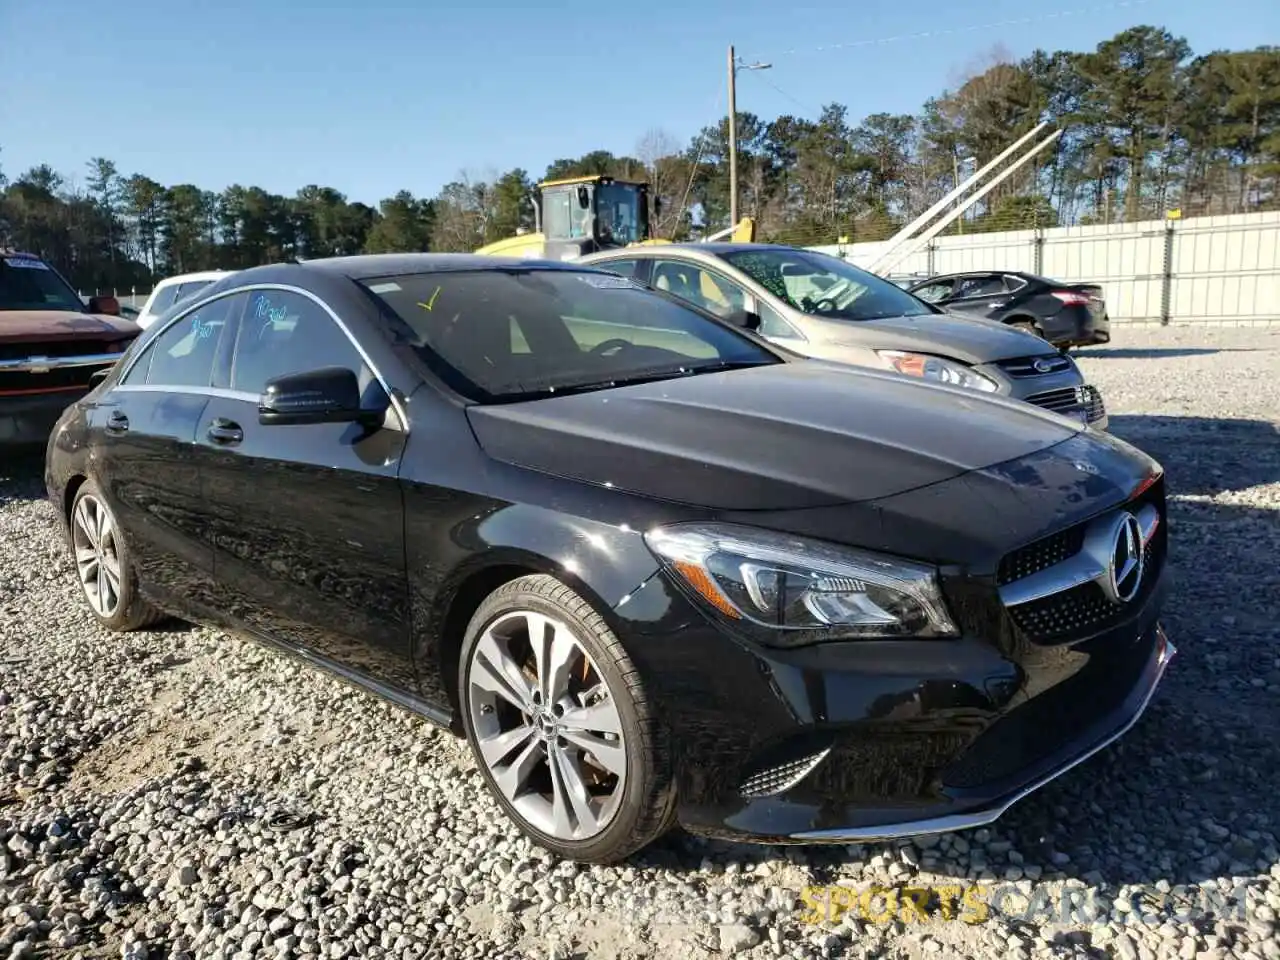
[360, 268, 777, 401]
[0, 255, 86, 313]
[720, 248, 936, 321]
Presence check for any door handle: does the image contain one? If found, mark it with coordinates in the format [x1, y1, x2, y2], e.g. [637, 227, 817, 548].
[105, 411, 129, 435]
[207, 418, 243, 445]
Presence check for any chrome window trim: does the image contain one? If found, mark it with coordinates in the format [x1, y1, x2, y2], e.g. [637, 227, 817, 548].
[114, 384, 258, 402]
[118, 282, 410, 433]
[118, 287, 246, 384]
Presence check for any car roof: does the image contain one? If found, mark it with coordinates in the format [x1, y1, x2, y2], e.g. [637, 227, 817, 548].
[588, 242, 799, 258]
[154, 269, 233, 287]
[293, 253, 597, 280]
[922, 270, 1039, 281]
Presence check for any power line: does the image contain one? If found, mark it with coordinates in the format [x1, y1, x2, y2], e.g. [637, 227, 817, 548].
[674, 87, 725, 231]
[746, 0, 1160, 59]
[745, 70, 815, 116]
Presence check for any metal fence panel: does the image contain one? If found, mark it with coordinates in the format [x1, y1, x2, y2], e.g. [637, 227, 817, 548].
[813, 209, 1280, 326]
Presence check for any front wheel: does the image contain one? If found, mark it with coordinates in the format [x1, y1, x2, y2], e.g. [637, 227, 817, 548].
[458, 574, 676, 863]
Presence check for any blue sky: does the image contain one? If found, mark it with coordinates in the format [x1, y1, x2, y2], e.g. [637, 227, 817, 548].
[2, 0, 1277, 207]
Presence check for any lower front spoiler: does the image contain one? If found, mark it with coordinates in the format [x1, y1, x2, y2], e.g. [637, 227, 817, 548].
[679, 625, 1175, 846]
[788, 629, 1175, 843]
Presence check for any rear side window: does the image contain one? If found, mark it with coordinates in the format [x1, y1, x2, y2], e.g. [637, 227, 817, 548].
[175, 280, 213, 304]
[123, 295, 239, 387]
[145, 284, 181, 317]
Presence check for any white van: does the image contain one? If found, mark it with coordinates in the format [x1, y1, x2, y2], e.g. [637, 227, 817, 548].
[136, 270, 233, 328]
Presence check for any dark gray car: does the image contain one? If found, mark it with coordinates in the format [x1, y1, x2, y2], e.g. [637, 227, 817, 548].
[580, 243, 1108, 429]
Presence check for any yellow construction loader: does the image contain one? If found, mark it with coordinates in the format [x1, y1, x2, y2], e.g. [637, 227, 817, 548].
[474, 174, 755, 261]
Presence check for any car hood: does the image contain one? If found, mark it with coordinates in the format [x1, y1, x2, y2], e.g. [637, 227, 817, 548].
[0, 310, 140, 344]
[847, 311, 1056, 364]
[467, 360, 1082, 511]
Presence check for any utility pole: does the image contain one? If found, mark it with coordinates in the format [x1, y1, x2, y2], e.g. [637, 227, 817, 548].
[732, 47, 742, 231]
[727, 45, 771, 230]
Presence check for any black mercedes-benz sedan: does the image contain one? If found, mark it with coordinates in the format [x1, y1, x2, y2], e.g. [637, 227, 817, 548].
[44, 254, 1173, 864]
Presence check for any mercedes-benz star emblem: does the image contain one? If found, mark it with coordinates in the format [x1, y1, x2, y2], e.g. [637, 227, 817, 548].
[1105, 512, 1145, 604]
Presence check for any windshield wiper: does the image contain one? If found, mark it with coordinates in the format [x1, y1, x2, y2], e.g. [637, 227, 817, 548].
[489, 359, 774, 402]
[681, 359, 776, 374]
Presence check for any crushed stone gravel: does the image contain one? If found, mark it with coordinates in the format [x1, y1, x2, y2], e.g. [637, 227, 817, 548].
[1, 324, 1278, 960]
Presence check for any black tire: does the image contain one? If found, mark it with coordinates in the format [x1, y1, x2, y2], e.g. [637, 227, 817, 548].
[68, 480, 166, 632]
[1010, 318, 1041, 337]
[457, 574, 676, 863]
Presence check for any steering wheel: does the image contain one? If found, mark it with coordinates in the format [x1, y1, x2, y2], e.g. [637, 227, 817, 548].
[590, 338, 633, 357]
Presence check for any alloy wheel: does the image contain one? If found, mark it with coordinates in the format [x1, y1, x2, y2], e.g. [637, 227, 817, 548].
[466, 610, 627, 841]
[72, 493, 122, 619]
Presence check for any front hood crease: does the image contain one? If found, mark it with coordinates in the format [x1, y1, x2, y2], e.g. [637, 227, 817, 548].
[467, 362, 1080, 511]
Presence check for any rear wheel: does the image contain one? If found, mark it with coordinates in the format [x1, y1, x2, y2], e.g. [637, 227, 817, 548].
[1010, 319, 1041, 337]
[458, 574, 675, 863]
[69, 481, 165, 632]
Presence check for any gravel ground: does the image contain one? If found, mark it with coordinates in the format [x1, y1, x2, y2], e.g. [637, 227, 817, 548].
[2, 325, 1279, 960]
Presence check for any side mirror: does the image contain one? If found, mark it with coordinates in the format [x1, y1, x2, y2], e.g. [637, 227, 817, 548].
[88, 295, 121, 316]
[726, 310, 762, 332]
[258, 366, 378, 427]
[576, 186, 590, 209]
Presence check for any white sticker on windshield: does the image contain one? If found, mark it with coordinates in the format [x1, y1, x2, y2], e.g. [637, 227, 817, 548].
[576, 273, 641, 290]
[4, 257, 49, 270]
[367, 282, 402, 293]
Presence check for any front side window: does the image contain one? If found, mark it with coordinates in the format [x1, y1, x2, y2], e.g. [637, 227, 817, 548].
[720, 249, 936, 322]
[361, 268, 776, 401]
[954, 275, 1005, 298]
[755, 301, 801, 339]
[0, 255, 85, 313]
[125, 294, 238, 387]
[231, 290, 367, 395]
[651, 260, 746, 319]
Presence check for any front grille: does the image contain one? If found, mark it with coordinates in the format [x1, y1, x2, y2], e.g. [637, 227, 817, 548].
[997, 526, 1086, 586]
[740, 747, 832, 798]
[998, 476, 1167, 645]
[996, 354, 1073, 378]
[1083, 384, 1107, 422]
[1025, 385, 1085, 414]
[0, 340, 120, 362]
[1008, 535, 1162, 642]
[942, 625, 1153, 789]
[0, 366, 102, 394]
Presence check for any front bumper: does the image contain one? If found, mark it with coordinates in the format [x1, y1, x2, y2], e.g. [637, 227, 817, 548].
[0, 390, 85, 446]
[788, 628, 1173, 842]
[615, 514, 1170, 844]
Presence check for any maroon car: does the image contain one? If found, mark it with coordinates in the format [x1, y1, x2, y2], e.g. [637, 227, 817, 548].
[0, 251, 140, 446]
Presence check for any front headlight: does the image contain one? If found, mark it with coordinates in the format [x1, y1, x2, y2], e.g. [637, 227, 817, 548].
[876, 351, 999, 393]
[643, 523, 958, 646]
